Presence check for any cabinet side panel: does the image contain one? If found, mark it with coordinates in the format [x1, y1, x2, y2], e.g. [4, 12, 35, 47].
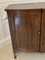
[7, 11, 17, 54]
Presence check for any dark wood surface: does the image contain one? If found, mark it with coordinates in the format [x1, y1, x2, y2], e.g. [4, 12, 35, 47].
[7, 11, 17, 57]
[40, 10, 45, 52]
[14, 10, 41, 52]
[7, 10, 41, 52]
[6, 9, 45, 59]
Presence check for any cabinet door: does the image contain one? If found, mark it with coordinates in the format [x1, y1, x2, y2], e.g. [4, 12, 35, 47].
[40, 10, 45, 52]
[14, 10, 41, 52]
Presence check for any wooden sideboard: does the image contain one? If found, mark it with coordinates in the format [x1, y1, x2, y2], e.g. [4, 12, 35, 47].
[5, 4, 45, 58]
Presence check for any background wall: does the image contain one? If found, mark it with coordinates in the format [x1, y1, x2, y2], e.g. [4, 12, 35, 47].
[15, 0, 45, 4]
[0, 1, 15, 48]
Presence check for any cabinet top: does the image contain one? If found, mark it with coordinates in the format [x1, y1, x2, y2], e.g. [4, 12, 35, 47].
[5, 2, 45, 11]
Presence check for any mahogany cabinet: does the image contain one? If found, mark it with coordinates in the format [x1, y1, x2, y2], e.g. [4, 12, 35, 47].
[5, 4, 45, 58]
[40, 10, 45, 52]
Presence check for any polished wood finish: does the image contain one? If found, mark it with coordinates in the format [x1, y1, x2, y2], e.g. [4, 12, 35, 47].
[13, 10, 41, 52]
[7, 10, 41, 52]
[5, 8, 45, 58]
[6, 10, 41, 58]
[40, 10, 45, 52]
[7, 11, 17, 58]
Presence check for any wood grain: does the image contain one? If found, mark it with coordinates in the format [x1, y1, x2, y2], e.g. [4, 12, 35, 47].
[13, 10, 41, 52]
[40, 10, 45, 52]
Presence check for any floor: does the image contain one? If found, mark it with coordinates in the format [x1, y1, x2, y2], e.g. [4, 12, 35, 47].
[0, 41, 45, 60]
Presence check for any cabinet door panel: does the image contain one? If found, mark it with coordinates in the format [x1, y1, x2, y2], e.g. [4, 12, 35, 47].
[15, 11, 28, 49]
[41, 10, 45, 52]
[27, 15, 40, 51]
[14, 10, 41, 52]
